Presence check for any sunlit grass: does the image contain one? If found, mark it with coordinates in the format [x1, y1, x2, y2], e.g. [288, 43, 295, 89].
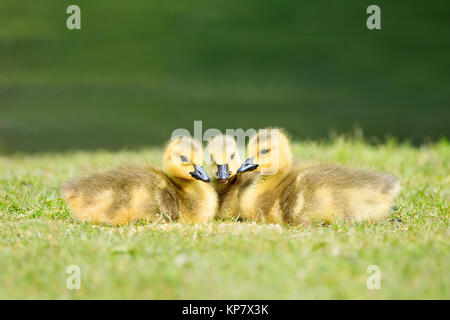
[0, 138, 448, 299]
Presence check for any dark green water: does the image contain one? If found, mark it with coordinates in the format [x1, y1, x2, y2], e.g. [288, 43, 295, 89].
[1, 1, 449, 152]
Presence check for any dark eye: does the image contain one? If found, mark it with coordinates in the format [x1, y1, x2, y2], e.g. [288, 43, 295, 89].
[210, 155, 214, 162]
[180, 155, 188, 163]
[230, 153, 235, 160]
[260, 149, 269, 155]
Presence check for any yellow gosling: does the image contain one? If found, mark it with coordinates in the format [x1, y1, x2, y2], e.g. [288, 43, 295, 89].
[238, 128, 401, 225]
[206, 134, 258, 219]
[61, 136, 217, 225]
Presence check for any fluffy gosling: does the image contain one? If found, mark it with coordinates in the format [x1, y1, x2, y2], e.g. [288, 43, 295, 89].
[238, 128, 401, 225]
[61, 136, 217, 225]
[206, 134, 257, 219]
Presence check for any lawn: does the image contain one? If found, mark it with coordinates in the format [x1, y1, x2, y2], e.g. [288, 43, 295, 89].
[0, 137, 448, 299]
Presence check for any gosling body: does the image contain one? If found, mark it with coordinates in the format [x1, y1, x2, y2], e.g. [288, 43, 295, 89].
[239, 129, 401, 225]
[212, 171, 258, 220]
[61, 137, 217, 225]
[207, 134, 258, 219]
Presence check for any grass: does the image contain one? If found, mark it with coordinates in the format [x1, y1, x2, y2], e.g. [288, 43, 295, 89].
[0, 137, 448, 299]
[1, 0, 448, 299]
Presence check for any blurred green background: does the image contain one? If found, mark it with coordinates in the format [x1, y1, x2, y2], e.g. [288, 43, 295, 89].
[0, 0, 449, 153]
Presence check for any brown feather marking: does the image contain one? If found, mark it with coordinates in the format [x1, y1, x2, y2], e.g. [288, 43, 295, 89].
[279, 171, 299, 224]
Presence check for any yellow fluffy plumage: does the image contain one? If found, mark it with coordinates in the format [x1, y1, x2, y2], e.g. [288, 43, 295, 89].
[61, 136, 217, 225]
[206, 134, 257, 219]
[238, 128, 401, 225]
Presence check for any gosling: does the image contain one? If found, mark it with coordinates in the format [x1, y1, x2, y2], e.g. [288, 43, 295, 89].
[61, 136, 217, 225]
[206, 134, 258, 219]
[238, 128, 401, 225]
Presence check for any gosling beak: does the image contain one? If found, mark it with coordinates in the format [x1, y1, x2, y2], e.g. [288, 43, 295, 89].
[217, 164, 230, 184]
[190, 165, 210, 182]
[237, 158, 259, 173]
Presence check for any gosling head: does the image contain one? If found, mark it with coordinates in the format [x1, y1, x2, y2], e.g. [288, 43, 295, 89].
[238, 128, 292, 176]
[206, 134, 241, 184]
[163, 136, 210, 182]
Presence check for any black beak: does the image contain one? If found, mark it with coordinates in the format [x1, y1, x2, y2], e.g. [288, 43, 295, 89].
[217, 164, 230, 184]
[190, 165, 210, 182]
[237, 158, 259, 173]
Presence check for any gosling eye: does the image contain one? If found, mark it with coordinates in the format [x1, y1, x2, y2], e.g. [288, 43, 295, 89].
[180, 155, 188, 163]
[210, 155, 214, 162]
[260, 149, 269, 155]
[230, 153, 235, 160]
